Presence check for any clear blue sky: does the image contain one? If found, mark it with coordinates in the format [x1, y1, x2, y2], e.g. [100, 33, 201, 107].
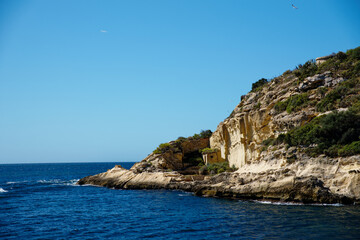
[0, 0, 359, 163]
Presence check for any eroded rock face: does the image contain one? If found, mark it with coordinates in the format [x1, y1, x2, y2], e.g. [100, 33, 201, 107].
[210, 107, 279, 168]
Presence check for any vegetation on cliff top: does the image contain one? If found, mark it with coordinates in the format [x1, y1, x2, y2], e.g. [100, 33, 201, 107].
[251, 78, 268, 92]
[316, 78, 360, 112]
[276, 109, 360, 157]
[153, 129, 212, 154]
[259, 46, 360, 157]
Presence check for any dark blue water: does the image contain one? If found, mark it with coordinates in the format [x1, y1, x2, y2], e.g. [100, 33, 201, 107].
[1, 162, 359, 239]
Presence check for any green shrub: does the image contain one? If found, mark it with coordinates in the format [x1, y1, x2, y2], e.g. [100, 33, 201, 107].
[251, 78, 268, 92]
[274, 93, 309, 113]
[199, 130, 212, 138]
[262, 138, 275, 147]
[316, 78, 360, 112]
[317, 48, 360, 78]
[338, 141, 360, 156]
[324, 145, 342, 157]
[347, 46, 360, 60]
[317, 87, 329, 97]
[350, 100, 360, 114]
[200, 148, 218, 154]
[206, 162, 236, 175]
[316, 86, 348, 112]
[274, 101, 288, 113]
[189, 130, 213, 140]
[277, 110, 360, 157]
[175, 137, 187, 144]
[153, 143, 171, 154]
[286, 93, 309, 113]
[192, 133, 201, 139]
[335, 51, 347, 61]
[293, 60, 318, 81]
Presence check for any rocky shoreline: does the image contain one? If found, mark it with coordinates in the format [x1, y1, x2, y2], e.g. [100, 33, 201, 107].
[77, 155, 360, 205]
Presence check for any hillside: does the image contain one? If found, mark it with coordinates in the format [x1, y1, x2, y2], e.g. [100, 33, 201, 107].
[211, 46, 360, 167]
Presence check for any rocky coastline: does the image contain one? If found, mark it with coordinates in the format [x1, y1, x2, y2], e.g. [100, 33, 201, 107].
[78, 48, 360, 205]
[78, 154, 360, 205]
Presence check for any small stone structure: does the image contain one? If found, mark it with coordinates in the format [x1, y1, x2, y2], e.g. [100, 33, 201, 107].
[315, 53, 335, 65]
[202, 151, 224, 165]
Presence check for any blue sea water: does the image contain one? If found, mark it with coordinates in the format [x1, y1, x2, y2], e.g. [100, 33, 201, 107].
[1, 162, 360, 240]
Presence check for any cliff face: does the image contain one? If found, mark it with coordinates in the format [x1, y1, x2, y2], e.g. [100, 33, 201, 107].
[210, 106, 273, 168]
[207, 49, 360, 202]
[210, 70, 356, 168]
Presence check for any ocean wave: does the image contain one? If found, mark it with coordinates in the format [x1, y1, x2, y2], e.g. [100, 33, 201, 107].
[37, 179, 79, 186]
[252, 200, 343, 207]
[310, 203, 344, 207]
[0, 187, 8, 193]
[6, 181, 28, 184]
[252, 200, 303, 206]
[178, 193, 192, 197]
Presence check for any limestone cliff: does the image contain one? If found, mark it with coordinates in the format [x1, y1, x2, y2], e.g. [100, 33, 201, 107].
[210, 71, 348, 168]
[207, 48, 360, 202]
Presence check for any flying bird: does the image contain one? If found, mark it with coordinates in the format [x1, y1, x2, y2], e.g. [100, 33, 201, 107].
[292, 4, 298, 9]
[100, 29, 107, 33]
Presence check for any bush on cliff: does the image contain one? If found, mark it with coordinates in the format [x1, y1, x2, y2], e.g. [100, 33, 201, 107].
[199, 129, 212, 138]
[153, 130, 212, 154]
[293, 60, 318, 82]
[200, 148, 218, 154]
[153, 143, 171, 154]
[251, 78, 268, 92]
[338, 141, 360, 156]
[190, 129, 213, 140]
[316, 78, 360, 112]
[199, 162, 237, 175]
[317, 47, 360, 79]
[274, 93, 309, 113]
[277, 110, 360, 157]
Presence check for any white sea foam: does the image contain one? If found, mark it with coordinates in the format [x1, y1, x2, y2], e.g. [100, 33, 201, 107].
[37, 179, 79, 186]
[0, 187, 8, 193]
[37, 179, 61, 184]
[252, 200, 343, 207]
[253, 200, 303, 206]
[6, 181, 28, 184]
[178, 193, 191, 197]
[64, 179, 79, 186]
[310, 203, 343, 207]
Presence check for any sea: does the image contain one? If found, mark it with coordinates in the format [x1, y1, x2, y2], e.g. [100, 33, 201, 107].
[0, 162, 359, 240]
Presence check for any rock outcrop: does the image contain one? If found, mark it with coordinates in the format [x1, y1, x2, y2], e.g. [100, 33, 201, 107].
[130, 137, 209, 174]
[78, 47, 360, 204]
